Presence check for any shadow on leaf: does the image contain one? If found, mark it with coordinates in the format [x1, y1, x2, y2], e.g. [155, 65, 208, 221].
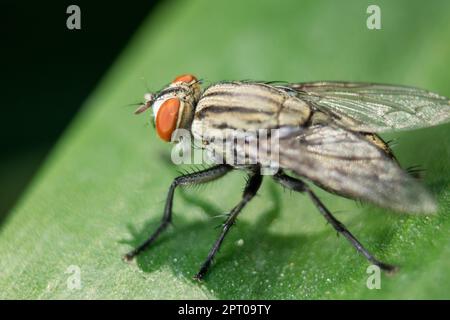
[120, 180, 406, 299]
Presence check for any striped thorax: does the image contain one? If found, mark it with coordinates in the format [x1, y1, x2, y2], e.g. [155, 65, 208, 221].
[191, 81, 311, 139]
[191, 82, 311, 167]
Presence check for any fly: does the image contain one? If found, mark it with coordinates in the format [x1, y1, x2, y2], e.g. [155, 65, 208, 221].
[124, 74, 450, 280]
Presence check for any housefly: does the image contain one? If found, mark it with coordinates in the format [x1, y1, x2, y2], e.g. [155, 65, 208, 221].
[124, 74, 450, 280]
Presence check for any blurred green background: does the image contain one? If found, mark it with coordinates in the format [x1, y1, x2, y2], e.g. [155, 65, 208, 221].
[0, 1, 157, 222]
[0, 0, 449, 299]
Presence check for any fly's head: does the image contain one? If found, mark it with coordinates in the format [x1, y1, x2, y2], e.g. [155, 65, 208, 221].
[135, 74, 202, 142]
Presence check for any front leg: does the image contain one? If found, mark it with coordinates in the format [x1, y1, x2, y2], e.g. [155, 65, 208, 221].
[123, 164, 232, 261]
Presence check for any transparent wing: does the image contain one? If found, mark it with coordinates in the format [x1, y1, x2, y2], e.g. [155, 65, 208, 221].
[250, 125, 437, 213]
[281, 82, 450, 133]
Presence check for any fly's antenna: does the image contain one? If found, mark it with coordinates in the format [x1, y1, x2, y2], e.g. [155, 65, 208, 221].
[134, 93, 155, 115]
[129, 77, 155, 115]
[122, 102, 143, 108]
[120, 101, 144, 113]
[134, 103, 150, 115]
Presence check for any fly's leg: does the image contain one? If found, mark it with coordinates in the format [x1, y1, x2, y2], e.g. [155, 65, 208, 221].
[123, 164, 233, 261]
[194, 168, 263, 280]
[273, 171, 397, 273]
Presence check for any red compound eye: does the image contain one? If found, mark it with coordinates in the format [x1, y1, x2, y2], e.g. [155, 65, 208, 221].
[172, 74, 197, 84]
[155, 98, 180, 142]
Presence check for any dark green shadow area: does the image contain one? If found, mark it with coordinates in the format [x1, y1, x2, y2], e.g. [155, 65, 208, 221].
[0, 1, 158, 225]
[126, 182, 347, 299]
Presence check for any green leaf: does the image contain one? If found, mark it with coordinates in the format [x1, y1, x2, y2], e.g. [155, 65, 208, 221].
[1, 0, 449, 299]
